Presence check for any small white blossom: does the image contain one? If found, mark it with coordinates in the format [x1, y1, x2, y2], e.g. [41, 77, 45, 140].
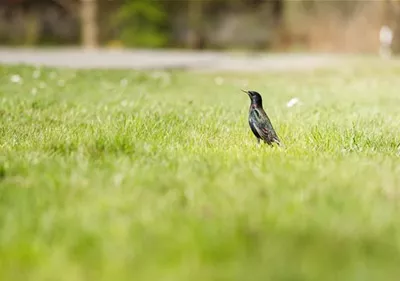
[120, 100, 128, 107]
[10, 74, 22, 84]
[49, 71, 57, 80]
[286, 97, 300, 108]
[214, 76, 224, 86]
[32, 69, 41, 79]
[120, 78, 128, 87]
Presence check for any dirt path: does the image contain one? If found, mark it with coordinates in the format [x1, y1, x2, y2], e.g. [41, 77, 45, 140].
[0, 47, 342, 71]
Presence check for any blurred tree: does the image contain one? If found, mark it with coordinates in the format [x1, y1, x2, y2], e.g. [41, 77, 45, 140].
[52, 0, 78, 14]
[81, 0, 98, 48]
[187, 0, 204, 49]
[25, 7, 40, 45]
[387, 0, 400, 53]
[112, 0, 167, 47]
[0, 0, 393, 53]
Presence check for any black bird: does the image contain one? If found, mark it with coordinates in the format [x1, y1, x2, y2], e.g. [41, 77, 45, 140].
[241, 89, 282, 146]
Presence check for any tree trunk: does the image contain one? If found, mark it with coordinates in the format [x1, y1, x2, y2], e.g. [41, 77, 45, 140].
[25, 9, 40, 46]
[187, 0, 204, 49]
[389, 0, 400, 53]
[81, 0, 98, 49]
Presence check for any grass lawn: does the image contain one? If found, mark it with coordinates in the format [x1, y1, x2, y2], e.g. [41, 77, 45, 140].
[1, 61, 400, 281]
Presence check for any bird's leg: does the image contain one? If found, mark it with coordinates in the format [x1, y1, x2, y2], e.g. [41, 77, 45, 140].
[257, 138, 261, 145]
[264, 139, 273, 147]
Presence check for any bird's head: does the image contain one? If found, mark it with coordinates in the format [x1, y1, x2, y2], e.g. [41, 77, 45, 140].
[241, 89, 263, 106]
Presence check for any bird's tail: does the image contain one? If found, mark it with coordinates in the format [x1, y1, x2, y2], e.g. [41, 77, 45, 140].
[273, 137, 285, 148]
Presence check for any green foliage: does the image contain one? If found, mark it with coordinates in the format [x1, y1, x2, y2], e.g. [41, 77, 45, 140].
[112, 0, 168, 47]
[1, 61, 400, 280]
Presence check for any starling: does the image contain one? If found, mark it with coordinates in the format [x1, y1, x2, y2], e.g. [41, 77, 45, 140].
[241, 89, 282, 146]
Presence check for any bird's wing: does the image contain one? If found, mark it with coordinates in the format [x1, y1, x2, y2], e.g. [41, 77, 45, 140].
[251, 108, 282, 145]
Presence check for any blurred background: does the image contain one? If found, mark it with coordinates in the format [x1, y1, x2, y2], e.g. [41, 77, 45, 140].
[0, 0, 399, 54]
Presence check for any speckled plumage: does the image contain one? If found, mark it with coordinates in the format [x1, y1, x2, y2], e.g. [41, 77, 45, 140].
[242, 89, 282, 146]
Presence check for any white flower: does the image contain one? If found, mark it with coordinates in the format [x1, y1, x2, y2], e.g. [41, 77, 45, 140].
[120, 100, 128, 107]
[10, 74, 22, 84]
[32, 69, 41, 79]
[214, 76, 224, 86]
[286, 97, 300, 108]
[120, 78, 128, 87]
[57, 80, 65, 87]
[49, 71, 57, 80]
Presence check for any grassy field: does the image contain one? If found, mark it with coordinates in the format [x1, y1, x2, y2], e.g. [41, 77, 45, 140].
[1, 61, 400, 281]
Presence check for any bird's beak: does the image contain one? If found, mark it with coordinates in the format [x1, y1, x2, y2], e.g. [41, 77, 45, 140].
[241, 89, 249, 95]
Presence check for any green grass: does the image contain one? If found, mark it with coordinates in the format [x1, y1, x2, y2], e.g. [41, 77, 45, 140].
[1, 61, 400, 281]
